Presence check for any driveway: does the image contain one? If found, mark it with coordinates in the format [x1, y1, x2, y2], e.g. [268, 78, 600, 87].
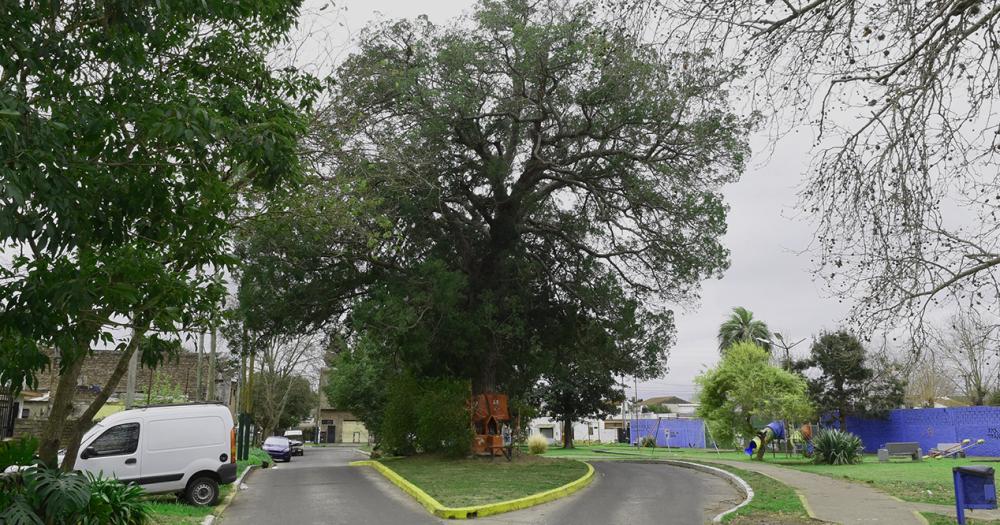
[222, 447, 741, 525]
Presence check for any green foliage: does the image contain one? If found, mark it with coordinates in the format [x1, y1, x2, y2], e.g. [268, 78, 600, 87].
[718, 307, 771, 353]
[234, 0, 752, 401]
[81, 472, 150, 525]
[801, 331, 905, 429]
[414, 377, 473, 457]
[640, 436, 657, 448]
[527, 435, 549, 454]
[812, 428, 864, 465]
[380, 374, 472, 457]
[696, 342, 814, 444]
[251, 372, 316, 434]
[146, 371, 188, 405]
[1, 465, 90, 525]
[325, 341, 390, 444]
[0, 436, 38, 471]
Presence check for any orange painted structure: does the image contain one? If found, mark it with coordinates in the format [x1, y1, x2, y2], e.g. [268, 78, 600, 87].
[471, 393, 510, 456]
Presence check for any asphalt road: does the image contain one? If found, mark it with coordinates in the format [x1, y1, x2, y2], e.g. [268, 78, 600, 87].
[221, 447, 740, 525]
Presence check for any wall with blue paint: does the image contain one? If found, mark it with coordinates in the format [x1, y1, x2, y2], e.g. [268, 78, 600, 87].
[629, 418, 706, 448]
[846, 407, 1000, 457]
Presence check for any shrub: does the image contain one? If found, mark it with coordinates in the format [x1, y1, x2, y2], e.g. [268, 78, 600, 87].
[640, 436, 657, 448]
[527, 434, 549, 454]
[83, 473, 150, 525]
[812, 428, 863, 465]
[381, 374, 473, 456]
[414, 377, 473, 457]
[0, 436, 38, 471]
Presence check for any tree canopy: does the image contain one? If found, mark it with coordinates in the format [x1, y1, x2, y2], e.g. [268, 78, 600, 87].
[696, 342, 813, 445]
[799, 331, 905, 430]
[0, 1, 315, 467]
[236, 0, 753, 403]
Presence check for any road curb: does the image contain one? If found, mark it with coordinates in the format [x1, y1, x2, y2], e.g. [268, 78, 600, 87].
[350, 459, 594, 519]
[200, 465, 257, 525]
[657, 460, 754, 523]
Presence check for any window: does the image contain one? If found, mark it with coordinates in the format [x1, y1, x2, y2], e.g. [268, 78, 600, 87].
[87, 423, 139, 457]
[539, 427, 554, 439]
[21, 408, 29, 419]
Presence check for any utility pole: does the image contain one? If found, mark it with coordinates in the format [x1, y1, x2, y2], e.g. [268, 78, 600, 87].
[207, 321, 217, 401]
[125, 338, 138, 409]
[773, 332, 806, 372]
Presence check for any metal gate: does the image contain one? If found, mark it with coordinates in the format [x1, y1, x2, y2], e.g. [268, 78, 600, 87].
[0, 387, 16, 438]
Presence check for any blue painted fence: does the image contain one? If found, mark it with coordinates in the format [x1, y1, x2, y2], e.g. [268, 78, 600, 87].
[629, 418, 706, 448]
[846, 407, 1000, 457]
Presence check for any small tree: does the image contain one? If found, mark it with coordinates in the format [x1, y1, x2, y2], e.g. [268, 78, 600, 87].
[802, 331, 905, 431]
[696, 342, 812, 445]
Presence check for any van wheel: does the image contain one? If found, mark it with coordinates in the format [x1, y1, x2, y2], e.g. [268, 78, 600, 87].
[186, 476, 219, 507]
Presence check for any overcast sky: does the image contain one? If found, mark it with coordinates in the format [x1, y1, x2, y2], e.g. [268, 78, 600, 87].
[294, 0, 851, 400]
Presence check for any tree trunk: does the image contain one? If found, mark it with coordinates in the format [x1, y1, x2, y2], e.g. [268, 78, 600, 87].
[839, 408, 847, 432]
[562, 419, 574, 449]
[38, 351, 87, 468]
[62, 334, 144, 471]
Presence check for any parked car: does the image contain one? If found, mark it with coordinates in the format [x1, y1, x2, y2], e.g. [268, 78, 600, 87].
[283, 430, 304, 456]
[69, 402, 237, 506]
[262, 436, 293, 462]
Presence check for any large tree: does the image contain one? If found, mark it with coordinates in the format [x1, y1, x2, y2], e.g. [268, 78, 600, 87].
[0, 1, 314, 468]
[801, 331, 905, 430]
[927, 313, 1000, 406]
[238, 0, 753, 395]
[655, 0, 1000, 335]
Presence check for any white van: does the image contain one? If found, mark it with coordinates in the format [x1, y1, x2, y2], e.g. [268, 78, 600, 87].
[71, 402, 236, 506]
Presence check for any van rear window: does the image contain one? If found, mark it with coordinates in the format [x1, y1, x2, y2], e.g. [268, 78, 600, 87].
[146, 417, 223, 451]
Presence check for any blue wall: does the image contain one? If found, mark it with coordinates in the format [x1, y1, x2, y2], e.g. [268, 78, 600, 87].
[846, 407, 1000, 457]
[630, 418, 706, 448]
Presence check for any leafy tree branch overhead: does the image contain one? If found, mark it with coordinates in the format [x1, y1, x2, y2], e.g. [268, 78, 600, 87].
[0, 1, 317, 468]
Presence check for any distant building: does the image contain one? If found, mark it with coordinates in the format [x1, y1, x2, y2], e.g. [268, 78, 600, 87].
[315, 368, 369, 444]
[528, 417, 619, 444]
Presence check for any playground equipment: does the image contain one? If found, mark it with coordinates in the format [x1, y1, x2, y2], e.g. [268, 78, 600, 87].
[745, 421, 815, 460]
[470, 393, 513, 459]
[925, 439, 986, 460]
[745, 421, 786, 460]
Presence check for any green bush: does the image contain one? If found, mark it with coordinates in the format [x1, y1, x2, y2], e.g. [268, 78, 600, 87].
[380, 374, 473, 456]
[812, 428, 863, 465]
[0, 463, 150, 525]
[82, 473, 150, 525]
[414, 377, 473, 457]
[527, 434, 549, 454]
[0, 436, 38, 471]
[640, 436, 657, 448]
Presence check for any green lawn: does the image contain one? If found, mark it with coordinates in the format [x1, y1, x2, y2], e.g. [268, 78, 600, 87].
[706, 463, 813, 524]
[147, 447, 267, 524]
[379, 455, 589, 507]
[922, 512, 1000, 524]
[539, 444, 997, 506]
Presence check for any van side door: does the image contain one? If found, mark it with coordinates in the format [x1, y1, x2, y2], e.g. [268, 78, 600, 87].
[77, 420, 141, 483]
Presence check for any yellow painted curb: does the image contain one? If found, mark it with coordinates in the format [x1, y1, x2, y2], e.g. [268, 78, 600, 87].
[350, 459, 595, 519]
[795, 491, 819, 521]
[912, 510, 930, 525]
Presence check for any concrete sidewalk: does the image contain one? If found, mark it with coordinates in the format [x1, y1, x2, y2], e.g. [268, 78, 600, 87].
[708, 459, 1000, 524]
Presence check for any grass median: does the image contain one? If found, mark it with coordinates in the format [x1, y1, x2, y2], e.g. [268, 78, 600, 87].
[378, 454, 589, 508]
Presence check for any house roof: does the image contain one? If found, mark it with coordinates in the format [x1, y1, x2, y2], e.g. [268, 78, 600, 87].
[641, 395, 690, 406]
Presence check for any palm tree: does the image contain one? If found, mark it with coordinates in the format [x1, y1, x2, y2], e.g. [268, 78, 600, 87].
[718, 307, 772, 353]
